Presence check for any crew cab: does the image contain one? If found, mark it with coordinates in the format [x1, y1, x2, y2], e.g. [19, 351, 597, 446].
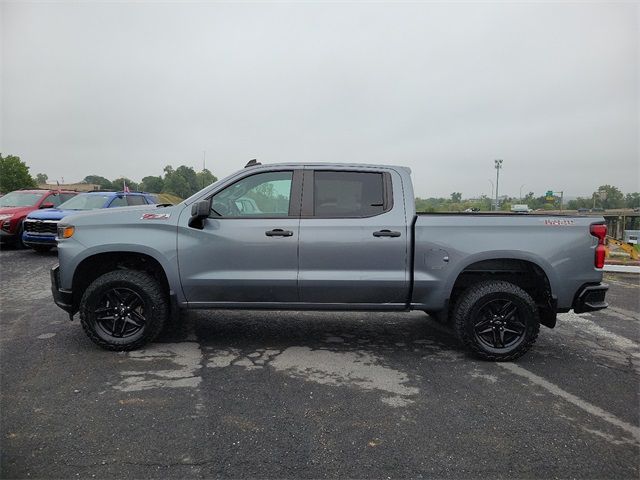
[51, 163, 608, 360]
[0, 189, 77, 247]
[23, 191, 157, 252]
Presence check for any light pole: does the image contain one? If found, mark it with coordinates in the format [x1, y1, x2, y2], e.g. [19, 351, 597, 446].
[494, 159, 503, 211]
[520, 184, 526, 202]
[202, 150, 206, 189]
[488, 179, 494, 209]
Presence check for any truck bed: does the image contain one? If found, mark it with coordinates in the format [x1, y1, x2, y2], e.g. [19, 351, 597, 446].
[411, 213, 603, 311]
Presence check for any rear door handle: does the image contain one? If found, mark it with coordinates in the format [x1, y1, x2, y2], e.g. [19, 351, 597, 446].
[373, 229, 401, 237]
[265, 228, 294, 237]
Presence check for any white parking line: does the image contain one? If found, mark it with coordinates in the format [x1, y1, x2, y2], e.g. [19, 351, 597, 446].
[498, 363, 640, 443]
[559, 312, 640, 354]
[600, 307, 640, 322]
[603, 265, 640, 274]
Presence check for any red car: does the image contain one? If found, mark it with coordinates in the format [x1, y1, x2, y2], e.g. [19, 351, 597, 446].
[0, 189, 77, 248]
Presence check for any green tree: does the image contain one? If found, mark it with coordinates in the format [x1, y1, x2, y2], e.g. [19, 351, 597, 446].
[140, 176, 164, 193]
[111, 177, 139, 192]
[196, 168, 218, 190]
[0, 154, 37, 192]
[82, 175, 112, 189]
[624, 192, 640, 209]
[595, 185, 625, 209]
[450, 192, 462, 203]
[163, 173, 190, 198]
[35, 173, 48, 184]
[162, 165, 202, 197]
[175, 166, 199, 193]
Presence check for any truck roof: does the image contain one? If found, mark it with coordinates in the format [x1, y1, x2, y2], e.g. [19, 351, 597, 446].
[244, 162, 412, 174]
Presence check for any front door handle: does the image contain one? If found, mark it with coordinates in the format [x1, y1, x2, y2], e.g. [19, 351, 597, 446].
[265, 229, 293, 237]
[373, 229, 401, 238]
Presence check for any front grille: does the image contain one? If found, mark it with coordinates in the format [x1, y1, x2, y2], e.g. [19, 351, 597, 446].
[24, 220, 58, 235]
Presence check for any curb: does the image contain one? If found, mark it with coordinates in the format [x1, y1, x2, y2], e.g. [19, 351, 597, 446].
[603, 265, 640, 274]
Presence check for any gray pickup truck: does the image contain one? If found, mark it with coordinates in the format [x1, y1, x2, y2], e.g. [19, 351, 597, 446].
[51, 162, 609, 360]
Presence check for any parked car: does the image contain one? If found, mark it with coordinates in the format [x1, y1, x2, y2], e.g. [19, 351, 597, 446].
[52, 162, 608, 361]
[23, 191, 157, 252]
[0, 189, 77, 248]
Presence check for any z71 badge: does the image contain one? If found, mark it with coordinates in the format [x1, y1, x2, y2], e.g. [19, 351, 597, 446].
[141, 213, 171, 220]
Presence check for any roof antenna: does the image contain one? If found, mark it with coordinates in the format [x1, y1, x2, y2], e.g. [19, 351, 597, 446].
[245, 159, 261, 168]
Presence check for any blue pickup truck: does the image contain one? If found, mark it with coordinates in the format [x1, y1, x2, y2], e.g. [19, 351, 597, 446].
[23, 191, 157, 252]
[51, 162, 608, 360]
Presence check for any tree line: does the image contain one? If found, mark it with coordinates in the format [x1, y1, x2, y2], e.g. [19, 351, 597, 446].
[0, 154, 217, 199]
[415, 184, 639, 213]
[81, 165, 217, 199]
[2, 153, 638, 209]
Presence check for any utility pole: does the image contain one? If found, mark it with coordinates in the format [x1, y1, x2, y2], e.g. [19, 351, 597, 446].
[202, 150, 206, 189]
[520, 184, 526, 202]
[488, 179, 494, 210]
[494, 159, 503, 211]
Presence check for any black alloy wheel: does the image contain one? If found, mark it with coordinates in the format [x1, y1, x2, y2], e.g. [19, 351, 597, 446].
[94, 287, 146, 339]
[472, 299, 526, 351]
[79, 270, 167, 351]
[453, 280, 540, 361]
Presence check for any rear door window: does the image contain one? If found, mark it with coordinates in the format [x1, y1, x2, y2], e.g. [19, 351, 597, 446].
[109, 196, 127, 207]
[313, 171, 385, 217]
[126, 195, 147, 206]
[43, 194, 63, 207]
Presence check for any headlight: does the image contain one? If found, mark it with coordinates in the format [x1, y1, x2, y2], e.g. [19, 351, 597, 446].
[0, 214, 13, 221]
[57, 225, 75, 239]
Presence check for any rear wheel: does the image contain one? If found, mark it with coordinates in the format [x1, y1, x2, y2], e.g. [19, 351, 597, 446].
[453, 280, 539, 361]
[79, 270, 167, 351]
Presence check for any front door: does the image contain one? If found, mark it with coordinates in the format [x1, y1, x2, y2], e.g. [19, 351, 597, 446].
[178, 169, 302, 305]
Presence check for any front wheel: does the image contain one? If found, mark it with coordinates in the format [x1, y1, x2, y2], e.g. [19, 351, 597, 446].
[453, 280, 540, 361]
[79, 270, 168, 351]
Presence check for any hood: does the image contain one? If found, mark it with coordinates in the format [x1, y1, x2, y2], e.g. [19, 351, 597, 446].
[27, 208, 74, 221]
[0, 206, 36, 217]
[59, 204, 181, 226]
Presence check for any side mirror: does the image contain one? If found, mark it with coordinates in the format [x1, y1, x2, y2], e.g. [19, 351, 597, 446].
[189, 200, 210, 229]
[40, 202, 55, 209]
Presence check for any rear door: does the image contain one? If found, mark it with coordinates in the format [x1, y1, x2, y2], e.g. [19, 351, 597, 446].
[178, 169, 302, 305]
[298, 168, 409, 306]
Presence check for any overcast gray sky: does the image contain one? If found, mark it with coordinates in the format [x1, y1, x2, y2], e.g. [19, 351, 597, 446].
[1, 1, 638, 198]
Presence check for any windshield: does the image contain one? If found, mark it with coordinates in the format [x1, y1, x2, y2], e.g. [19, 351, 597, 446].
[0, 192, 44, 207]
[58, 194, 111, 210]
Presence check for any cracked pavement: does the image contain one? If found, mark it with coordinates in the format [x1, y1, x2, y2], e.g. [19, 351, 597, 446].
[1, 247, 639, 478]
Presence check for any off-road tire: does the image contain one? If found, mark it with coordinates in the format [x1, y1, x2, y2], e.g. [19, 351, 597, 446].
[79, 270, 167, 351]
[453, 280, 539, 361]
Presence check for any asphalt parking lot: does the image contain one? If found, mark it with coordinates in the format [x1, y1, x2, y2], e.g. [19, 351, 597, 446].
[1, 248, 639, 479]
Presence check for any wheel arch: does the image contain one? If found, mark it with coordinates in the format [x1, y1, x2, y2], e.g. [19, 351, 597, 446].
[446, 253, 557, 328]
[71, 250, 173, 312]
